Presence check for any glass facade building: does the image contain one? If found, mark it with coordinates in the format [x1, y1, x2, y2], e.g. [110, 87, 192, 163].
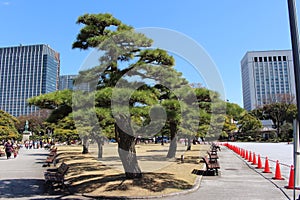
[59, 75, 77, 90]
[241, 50, 295, 111]
[0, 44, 60, 116]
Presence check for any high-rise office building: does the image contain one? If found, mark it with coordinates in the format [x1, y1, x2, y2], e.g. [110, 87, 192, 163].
[0, 44, 60, 116]
[241, 50, 295, 111]
[59, 75, 77, 90]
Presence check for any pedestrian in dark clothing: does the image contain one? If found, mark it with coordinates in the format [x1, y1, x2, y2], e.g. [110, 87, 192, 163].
[4, 140, 13, 159]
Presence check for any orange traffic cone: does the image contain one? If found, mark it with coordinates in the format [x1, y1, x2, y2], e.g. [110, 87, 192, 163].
[272, 160, 284, 180]
[285, 165, 295, 189]
[256, 154, 263, 169]
[245, 150, 248, 160]
[248, 151, 252, 162]
[263, 157, 272, 173]
[252, 152, 257, 165]
[241, 149, 244, 158]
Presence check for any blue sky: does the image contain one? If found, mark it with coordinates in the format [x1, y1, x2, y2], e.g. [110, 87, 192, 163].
[0, 0, 298, 107]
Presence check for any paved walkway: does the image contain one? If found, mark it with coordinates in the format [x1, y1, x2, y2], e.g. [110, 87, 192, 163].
[0, 147, 48, 199]
[163, 146, 299, 200]
[0, 147, 92, 200]
[0, 145, 299, 199]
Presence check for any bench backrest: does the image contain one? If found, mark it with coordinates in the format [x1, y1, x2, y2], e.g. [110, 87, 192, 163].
[57, 162, 69, 175]
[202, 157, 210, 166]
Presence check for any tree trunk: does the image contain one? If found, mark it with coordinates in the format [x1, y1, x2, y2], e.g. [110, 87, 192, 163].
[167, 121, 177, 158]
[186, 135, 192, 151]
[97, 139, 103, 159]
[91, 134, 104, 159]
[82, 135, 89, 154]
[161, 133, 164, 145]
[115, 121, 142, 179]
[276, 120, 280, 140]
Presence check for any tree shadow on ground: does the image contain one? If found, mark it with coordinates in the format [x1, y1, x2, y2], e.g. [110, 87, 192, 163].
[70, 172, 193, 194]
[145, 149, 186, 153]
[100, 154, 182, 163]
[63, 157, 193, 194]
[67, 162, 111, 175]
[52, 146, 210, 196]
[26, 153, 50, 157]
[137, 155, 177, 162]
[44, 182, 72, 196]
[72, 174, 126, 193]
[0, 179, 46, 198]
[191, 169, 218, 176]
[176, 155, 201, 164]
[104, 172, 193, 193]
[56, 152, 99, 163]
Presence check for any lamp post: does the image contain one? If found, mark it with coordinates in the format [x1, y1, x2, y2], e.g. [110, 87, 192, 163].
[287, 0, 300, 199]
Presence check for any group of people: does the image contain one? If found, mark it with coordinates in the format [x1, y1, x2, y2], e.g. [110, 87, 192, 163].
[3, 140, 19, 159]
[24, 140, 44, 149]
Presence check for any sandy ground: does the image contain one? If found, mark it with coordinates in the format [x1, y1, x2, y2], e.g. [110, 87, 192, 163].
[54, 142, 209, 197]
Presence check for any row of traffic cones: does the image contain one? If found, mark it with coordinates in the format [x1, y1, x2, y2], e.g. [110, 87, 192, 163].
[223, 143, 296, 189]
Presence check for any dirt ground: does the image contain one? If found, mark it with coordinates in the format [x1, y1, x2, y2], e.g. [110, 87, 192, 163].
[53, 142, 210, 197]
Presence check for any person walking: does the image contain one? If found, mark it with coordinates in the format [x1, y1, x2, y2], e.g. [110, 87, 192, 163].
[4, 140, 14, 159]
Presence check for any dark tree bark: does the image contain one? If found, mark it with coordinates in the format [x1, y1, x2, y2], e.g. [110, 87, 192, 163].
[82, 135, 89, 154]
[167, 121, 177, 158]
[115, 117, 142, 179]
[186, 135, 192, 151]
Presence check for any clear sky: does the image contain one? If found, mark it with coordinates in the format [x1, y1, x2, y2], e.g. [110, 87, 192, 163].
[0, 0, 298, 107]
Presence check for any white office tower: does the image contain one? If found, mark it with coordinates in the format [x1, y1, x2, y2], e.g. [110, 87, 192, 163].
[241, 50, 295, 111]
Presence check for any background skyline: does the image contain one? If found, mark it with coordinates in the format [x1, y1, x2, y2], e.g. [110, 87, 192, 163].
[0, 0, 298, 107]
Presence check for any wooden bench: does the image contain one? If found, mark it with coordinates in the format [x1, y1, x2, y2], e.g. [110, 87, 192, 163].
[207, 151, 218, 163]
[44, 162, 69, 188]
[48, 149, 57, 156]
[43, 152, 58, 167]
[202, 156, 220, 175]
[49, 147, 57, 154]
[211, 143, 221, 152]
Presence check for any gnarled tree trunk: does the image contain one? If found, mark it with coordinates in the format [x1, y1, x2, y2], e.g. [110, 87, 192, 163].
[115, 120, 142, 179]
[82, 135, 89, 154]
[91, 133, 104, 159]
[186, 135, 192, 151]
[167, 121, 177, 158]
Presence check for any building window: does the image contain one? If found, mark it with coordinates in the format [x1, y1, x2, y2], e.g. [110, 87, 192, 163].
[283, 56, 287, 61]
[268, 56, 272, 61]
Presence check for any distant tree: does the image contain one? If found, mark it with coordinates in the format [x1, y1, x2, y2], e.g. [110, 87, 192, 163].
[15, 113, 48, 136]
[28, 90, 75, 143]
[251, 94, 297, 139]
[260, 103, 296, 139]
[237, 113, 262, 135]
[194, 88, 226, 142]
[280, 122, 293, 142]
[0, 110, 21, 141]
[221, 115, 237, 140]
[52, 114, 79, 144]
[28, 90, 73, 123]
[226, 102, 246, 121]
